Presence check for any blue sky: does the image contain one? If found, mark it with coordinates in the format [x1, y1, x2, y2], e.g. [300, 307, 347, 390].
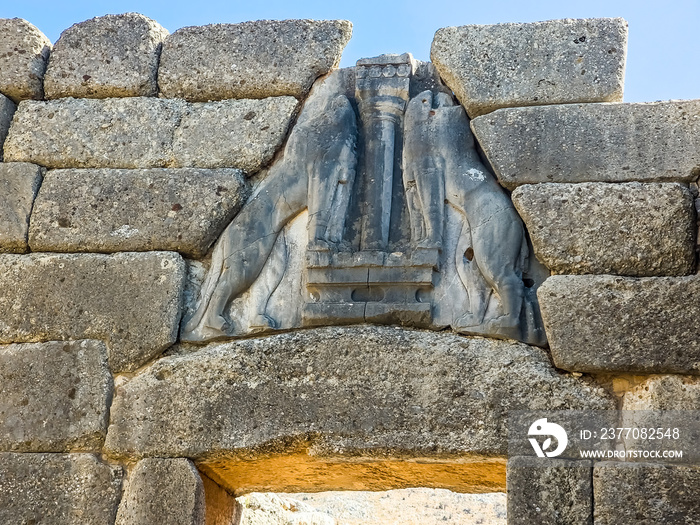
[3, 0, 699, 103]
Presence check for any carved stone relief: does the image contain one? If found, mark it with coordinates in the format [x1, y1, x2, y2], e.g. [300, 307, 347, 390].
[181, 54, 547, 346]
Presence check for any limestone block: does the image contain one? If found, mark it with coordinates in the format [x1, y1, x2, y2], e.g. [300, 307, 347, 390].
[0, 92, 16, 159]
[105, 326, 613, 460]
[0, 340, 111, 452]
[621, 376, 700, 465]
[512, 182, 695, 276]
[115, 458, 205, 525]
[0, 452, 123, 524]
[538, 274, 700, 374]
[471, 100, 700, 189]
[158, 20, 352, 101]
[0, 162, 43, 252]
[4, 97, 298, 174]
[287, 489, 507, 525]
[0, 18, 51, 102]
[507, 457, 592, 525]
[172, 97, 298, 173]
[431, 18, 627, 117]
[623, 375, 700, 410]
[44, 13, 169, 99]
[0, 252, 185, 372]
[594, 462, 700, 524]
[236, 493, 336, 525]
[4, 97, 181, 168]
[29, 168, 248, 257]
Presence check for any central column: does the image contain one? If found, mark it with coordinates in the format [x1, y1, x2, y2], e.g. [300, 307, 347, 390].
[355, 54, 413, 251]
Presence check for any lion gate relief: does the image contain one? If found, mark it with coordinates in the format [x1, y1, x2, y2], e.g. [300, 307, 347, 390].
[181, 53, 547, 346]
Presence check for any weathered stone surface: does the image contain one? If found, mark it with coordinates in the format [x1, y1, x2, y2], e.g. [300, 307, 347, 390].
[115, 458, 205, 525]
[594, 462, 700, 524]
[158, 20, 352, 101]
[621, 376, 700, 465]
[29, 168, 248, 257]
[0, 93, 16, 159]
[172, 97, 298, 173]
[44, 13, 169, 99]
[538, 275, 700, 374]
[237, 493, 335, 525]
[431, 18, 627, 118]
[471, 100, 700, 189]
[512, 182, 695, 276]
[4, 97, 180, 168]
[0, 252, 185, 372]
[0, 18, 51, 102]
[623, 375, 700, 410]
[0, 162, 43, 252]
[507, 457, 592, 525]
[4, 97, 297, 174]
[105, 326, 613, 461]
[0, 452, 123, 524]
[0, 340, 111, 452]
[287, 489, 507, 525]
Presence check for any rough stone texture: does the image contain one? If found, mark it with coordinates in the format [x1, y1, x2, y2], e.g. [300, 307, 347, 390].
[431, 18, 627, 118]
[105, 326, 613, 459]
[4, 97, 297, 174]
[115, 458, 205, 525]
[0, 162, 43, 252]
[0, 92, 16, 159]
[538, 274, 700, 374]
[507, 457, 592, 525]
[286, 489, 507, 525]
[0, 452, 123, 524]
[4, 97, 180, 168]
[594, 462, 700, 524]
[623, 375, 700, 410]
[0, 340, 111, 452]
[29, 168, 248, 257]
[44, 13, 169, 99]
[471, 100, 700, 190]
[621, 375, 700, 465]
[512, 182, 696, 276]
[172, 97, 298, 173]
[0, 18, 51, 102]
[0, 252, 185, 372]
[158, 20, 352, 101]
[237, 493, 335, 525]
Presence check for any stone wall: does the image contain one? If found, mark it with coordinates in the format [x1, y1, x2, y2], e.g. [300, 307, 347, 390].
[0, 13, 698, 525]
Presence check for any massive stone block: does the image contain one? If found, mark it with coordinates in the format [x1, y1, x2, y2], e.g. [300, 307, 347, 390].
[0, 340, 111, 452]
[538, 275, 700, 374]
[115, 458, 205, 525]
[471, 100, 700, 189]
[44, 13, 169, 99]
[594, 462, 700, 524]
[0, 453, 123, 524]
[105, 326, 612, 494]
[431, 18, 627, 118]
[0, 252, 185, 372]
[4, 97, 297, 174]
[507, 457, 592, 525]
[0, 162, 43, 252]
[0, 18, 51, 102]
[0, 92, 16, 159]
[171, 97, 299, 172]
[29, 168, 248, 257]
[4, 97, 180, 168]
[512, 182, 695, 276]
[158, 20, 352, 101]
